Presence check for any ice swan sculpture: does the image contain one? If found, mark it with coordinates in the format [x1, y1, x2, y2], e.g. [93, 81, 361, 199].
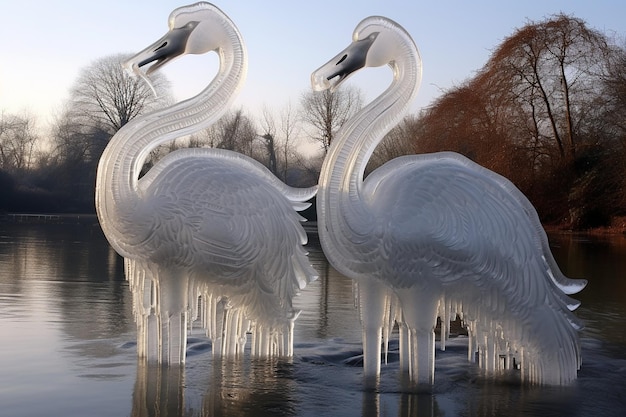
[95, 2, 317, 364]
[312, 16, 586, 386]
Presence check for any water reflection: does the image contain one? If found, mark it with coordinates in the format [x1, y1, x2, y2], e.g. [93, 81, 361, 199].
[1, 224, 626, 416]
[0, 223, 132, 342]
[130, 358, 298, 417]
[549, 232, 626, 347]
[294, 241, 362, 343]
[131, 364, 184, 417]
[363, 392, 437, 417]
[202, 358, 297, 416]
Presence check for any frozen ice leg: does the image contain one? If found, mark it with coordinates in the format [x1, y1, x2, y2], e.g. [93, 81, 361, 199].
[356, 277, 388, 386]
[411, 328, 435, 385]
[156, 269, 189, 364]
[398, 288, 440, 385]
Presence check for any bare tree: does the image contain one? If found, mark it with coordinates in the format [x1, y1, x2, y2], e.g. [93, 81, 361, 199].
[43, 54, 172, 212]
[424, 13, 614, 177]
[602, 40, 626, 152]
[277, 102, 302, 181]
[56, 53, 172, 168]
[259, 106, 279, 176]
[596, 40, 626, 217]
[0, 111, 39, 172]
[67, 53, 171, 135]
[259, 103, 303, 180]
[215, 109, 258, 156]
[299, 86, 363, 153]
[191, 108, 259, 157]
[486, 14, 610, 163]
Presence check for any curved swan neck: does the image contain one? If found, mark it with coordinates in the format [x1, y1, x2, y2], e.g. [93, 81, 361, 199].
[96, 15, 246, 255]
[321, 32, 421, 198]
[317, 25, 421, 272]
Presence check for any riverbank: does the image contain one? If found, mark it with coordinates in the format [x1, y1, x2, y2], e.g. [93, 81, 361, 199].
[544, 215, 626, 236]
[0, 213, 98, 225]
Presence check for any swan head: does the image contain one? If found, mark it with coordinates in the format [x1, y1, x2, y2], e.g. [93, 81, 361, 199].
[311, 16, 418, 92]
[123, 2, 236, 82]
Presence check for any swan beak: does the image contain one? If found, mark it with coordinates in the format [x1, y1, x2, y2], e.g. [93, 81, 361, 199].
[123, 21, 199, 76]
[311, 32, 378, 93]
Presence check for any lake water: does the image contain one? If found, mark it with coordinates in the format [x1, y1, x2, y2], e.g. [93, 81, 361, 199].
[0, 222, 625, 417]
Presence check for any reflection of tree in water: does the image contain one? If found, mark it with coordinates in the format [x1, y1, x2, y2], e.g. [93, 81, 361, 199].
[203, 358, 296, 416]
[130, 358, 297, 417]
[50, 225, 132, 343]
[0, 224, 133, 345]
[293, 242, 362, 343]
[549, 233, 626, 298]
[131, 363, 184, 417]
[310, 244, 330, 339]
[549, 232, 626, 347]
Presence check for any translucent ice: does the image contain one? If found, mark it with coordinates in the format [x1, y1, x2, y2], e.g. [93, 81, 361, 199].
[312, 16, 585, 386]
[96, 3, 317, 364]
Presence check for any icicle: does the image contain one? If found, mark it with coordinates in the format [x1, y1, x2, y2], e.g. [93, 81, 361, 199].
[287, 317, 296, 357]
[381, 290, 397, 365]
[438, 297, 450, 352]
[467, 321, 477, 363]
[398, 320, 410, 378]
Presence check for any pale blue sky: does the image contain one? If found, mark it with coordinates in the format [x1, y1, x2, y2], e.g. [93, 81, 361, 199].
[1, 1, 624, 128]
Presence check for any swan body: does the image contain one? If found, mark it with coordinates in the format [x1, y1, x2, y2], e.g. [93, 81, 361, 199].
[312, 16, 585, 385]
[96, 2, 317, 363]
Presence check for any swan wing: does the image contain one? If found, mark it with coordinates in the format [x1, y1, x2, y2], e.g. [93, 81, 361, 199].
[140, 148, 317, 211]
[137, 152, 316, 306]
[366, 154, 582, 321]
[435, 152, 587, 295]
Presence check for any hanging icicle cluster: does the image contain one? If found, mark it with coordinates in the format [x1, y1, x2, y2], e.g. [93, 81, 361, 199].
[355, 283, 583, 386]
[125, 259, 298, 363]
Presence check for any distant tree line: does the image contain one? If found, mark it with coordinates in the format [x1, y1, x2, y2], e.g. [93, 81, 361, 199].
[0, 49, 358, 216]
[1, 14, 624, 230]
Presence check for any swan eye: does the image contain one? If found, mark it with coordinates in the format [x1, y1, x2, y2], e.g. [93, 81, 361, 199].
[336, 54, 348, 65]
